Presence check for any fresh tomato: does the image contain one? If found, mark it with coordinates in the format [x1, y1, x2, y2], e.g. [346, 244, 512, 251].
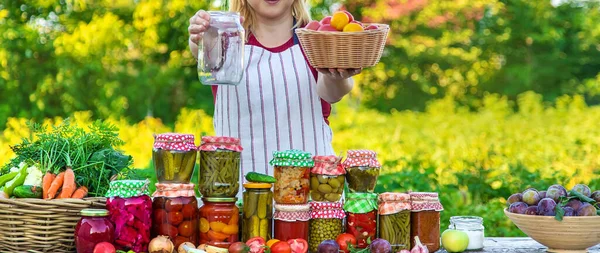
[266, 239, 280, 248]
[246, 236, 266, 253]
[270, 241, 292, 253]
[336, 233, 357, 253]
[287, 239, 308, 253]
[229, 242, 250, 253]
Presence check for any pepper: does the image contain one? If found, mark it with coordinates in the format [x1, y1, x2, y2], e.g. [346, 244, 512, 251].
[4, 166, 28, 197]
[0, 172, 18, 187]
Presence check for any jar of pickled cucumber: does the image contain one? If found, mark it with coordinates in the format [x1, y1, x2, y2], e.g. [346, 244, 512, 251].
[274, 203, 310, 241]
[242, 183, 273, 241]
[269, 150, 313, 204]
[153, 133, 198, 183]
[199, 198, 240, 249]
[310, 155, 345, 202]
[342, 150, 381, 193]
[152, 183, 199, 249]
[410, 192, 443, 253]
[378, 193, 411, 252]
[198, 136, 243, 198]
[309, 202, 345, 252]
[344, 192, 378, 249]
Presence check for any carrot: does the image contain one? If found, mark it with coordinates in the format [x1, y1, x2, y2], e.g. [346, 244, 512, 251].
[58, 168, 76, 199]
[71, 186, 88, 199]
[47, 171, 65, 199]
[42, 172, 55, 199]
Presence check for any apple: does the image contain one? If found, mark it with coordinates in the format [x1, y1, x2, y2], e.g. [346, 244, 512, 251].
[441, 230, 469, 253]
[305, 20, 321, 30]
[343, 11, 355, 22]
[317, 24, 338, 32]
[93, 242, 116, 253]
[320, 16, 332, 25]
[364, 24, 378, 30]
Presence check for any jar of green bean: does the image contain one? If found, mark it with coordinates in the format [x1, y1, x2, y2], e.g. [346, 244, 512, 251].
[309, 202, 345, 252]
[153, 133, 198, 183]
[378, 192, 411, 252]
[198, 136, 242, 198]
[342, 150, 381, 193]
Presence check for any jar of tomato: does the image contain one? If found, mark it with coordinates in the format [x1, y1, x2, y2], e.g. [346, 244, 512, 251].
[378, 192, 411, 252]
[153, 133, 198, 183]
[269, 150, 313, 204]
[199, 198, 240, 248]
[242, 183, 273, 242]
[152, 183, 199, 249]
[309, 202, 345, 253]
[273, 203, 310, 241]
[410, 192, 443, 253]
[310, 155, 345, 202]
[342, 150, 381, 193]
[75, 209, 115, 253]
[344, 193, 378, 249]
[198, 136, 242, 198]
[106, 180, 153, 252]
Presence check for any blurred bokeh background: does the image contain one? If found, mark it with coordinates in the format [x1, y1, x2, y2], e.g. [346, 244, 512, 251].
[1, 0, 600, 236]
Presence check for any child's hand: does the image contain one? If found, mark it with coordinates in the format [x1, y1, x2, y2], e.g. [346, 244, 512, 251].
[317, 68, 362, 80]
[188, 10, 211, 45]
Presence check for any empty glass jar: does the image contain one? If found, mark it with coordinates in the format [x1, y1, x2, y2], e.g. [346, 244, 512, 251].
[198, 11, 245, 85]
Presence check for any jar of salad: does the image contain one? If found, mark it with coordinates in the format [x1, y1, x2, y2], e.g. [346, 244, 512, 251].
[309, 202, 345, 252]
[106, 180, 152, 252]
[378, 192, 411, 252]
[344, 192, 378, 249]
[273, 203, 310, 241]
[310, 155, 345, 202]
[410, 192, 443, 253]
[152, 133, 198, 183]
[75, 209, 115, 253]
[198, 136, 242, 198]
[152, 183, 199, 249]
[199, 198, 240, 249]
[270, 150, 313, 204]
[343, 150, 381, 193]
[242, 183, 273, 241]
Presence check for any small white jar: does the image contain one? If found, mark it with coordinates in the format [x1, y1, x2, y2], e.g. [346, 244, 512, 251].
[448, 216, 485, 250]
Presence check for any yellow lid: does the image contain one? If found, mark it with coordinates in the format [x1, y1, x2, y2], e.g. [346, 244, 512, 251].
[244, 182, 272, 189]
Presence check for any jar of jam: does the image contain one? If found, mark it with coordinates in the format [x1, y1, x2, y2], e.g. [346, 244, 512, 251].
[273, 203, 310, 241]
[269, 150, 313, 204]
[378, 193, 411, 252]
[198, 136, 242, 198]
[344, 193, 378, 248]
[310, 155, 345, 202]
[75, 209, 115, 253]
[199, 198, 240, 248]
[152, 183, 199, 249]
[309, 202, 345, 253]
[106, 180, 153, 252]
[153, 133, 198, 183]
[410, 192, 443, 252]
[242, 183, 273, 241]
[343, 150, 381, 193]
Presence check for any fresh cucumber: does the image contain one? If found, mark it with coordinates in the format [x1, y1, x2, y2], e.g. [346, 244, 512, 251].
[13, 185, 43, 198]
[245, 172, 276, 183]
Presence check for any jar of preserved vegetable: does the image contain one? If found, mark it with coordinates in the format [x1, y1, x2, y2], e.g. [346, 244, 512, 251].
[378, 192, 411, 252]
[75, 209, 115, 253]
[269, 150, 313, 204]
[448, 216, 485, 250]
[410, 192, 443, 253]
[309, 202, 345, 252]
[342, 150, 381, 193]
[106, 180, 152, 252]
[152, 183, 199, 249]
[199, 136, 243, 197]
[344, 192, 378, 248]
[153, 133, 198, 183]
[199, 198, 240, 248]
[310, 155, 345, 202]
[242, 183, 273, 241]
[273, 203, 310, 241]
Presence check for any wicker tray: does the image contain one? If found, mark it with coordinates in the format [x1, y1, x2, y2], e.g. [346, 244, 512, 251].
[295, 24, 390, 69]
[0, 197, 106, 253]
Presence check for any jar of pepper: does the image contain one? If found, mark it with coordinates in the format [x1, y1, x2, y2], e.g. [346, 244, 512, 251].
[152, 183, 199, 249]
[199, 198, 240, 248]
[105, 180, 153, 252]
[269, 150, 313, 204]
[309, 202, 345, 253]
[342, 150, 381, 193]
[310, 155, 345, 202]
[410, 192, 443, 253]
[198, 136, 242, 198]
[242, 183, 273, 241]
[378, 192, 411, 252]
[344, 192, 378, 249]
[74, 209, 115, 253]
[273, 203, 310, 241]
[153, 133, 198, 183]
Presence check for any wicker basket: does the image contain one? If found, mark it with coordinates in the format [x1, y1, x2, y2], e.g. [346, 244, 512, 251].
[0, 197, 106, 253]
[295, 24, 390, 69]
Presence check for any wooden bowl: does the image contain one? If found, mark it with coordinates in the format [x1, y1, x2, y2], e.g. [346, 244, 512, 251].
[504, 209, 600, 252]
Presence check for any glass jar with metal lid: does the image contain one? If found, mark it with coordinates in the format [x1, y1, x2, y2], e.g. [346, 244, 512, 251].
[199, 197, 240, 248]
[198, 136, 243, 197]
[152, 133, 198, 183]
[410, 192, 443, 253]
[345, 192, 378, 249]
[274, 203, 310, 241]
[152, 183, 199, 249]
[75, 209, 115, 253]
[378, 192, 411, 252]
[342, 150, 381, 193]
[309, 202, 345, 252]
[270, 150, 313, 204]
[310, 155, 345, 202]
[449, 216, 485, 250]
[242, 182, 273, 241]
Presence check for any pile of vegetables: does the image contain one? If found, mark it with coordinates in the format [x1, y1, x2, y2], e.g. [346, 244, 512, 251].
[0, 120, 133, 198]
